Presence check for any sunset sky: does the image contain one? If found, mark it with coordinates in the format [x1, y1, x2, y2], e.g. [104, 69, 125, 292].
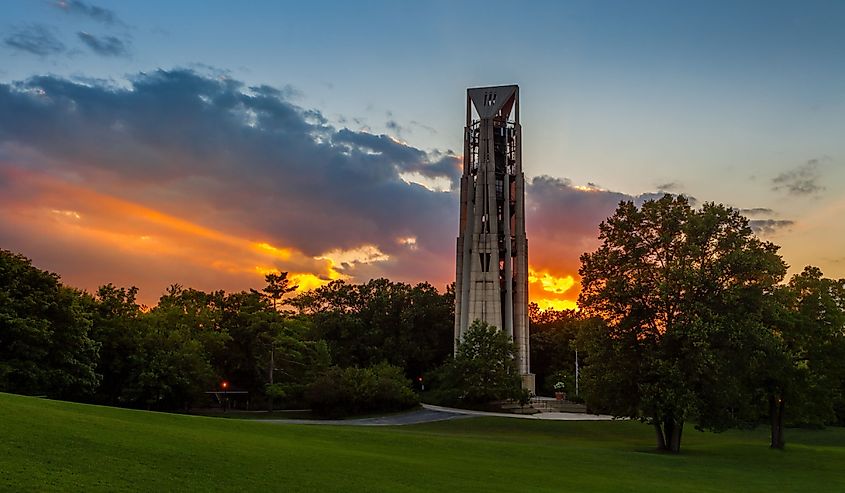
[2, 1, 844, 308]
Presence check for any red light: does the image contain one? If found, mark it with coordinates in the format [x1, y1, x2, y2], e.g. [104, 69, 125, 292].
[221, 381, 229, 389]
[417, 376, 423, 382]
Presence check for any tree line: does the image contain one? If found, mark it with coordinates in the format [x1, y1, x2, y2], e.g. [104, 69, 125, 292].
[2, 194, 844, 452]
[0, 251, 452, 416]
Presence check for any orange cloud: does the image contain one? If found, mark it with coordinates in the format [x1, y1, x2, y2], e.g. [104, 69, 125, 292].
[529, 268, 575, 294]
[2, 166, 590, 310]
[528, 266, 580, 312]
[0, 166, 348, 303]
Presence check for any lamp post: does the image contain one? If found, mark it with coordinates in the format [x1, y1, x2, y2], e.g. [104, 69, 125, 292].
[221, 380, 229, 412]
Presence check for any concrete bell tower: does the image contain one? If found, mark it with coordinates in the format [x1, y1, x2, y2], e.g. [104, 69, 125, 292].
[454, 85, 533, 392]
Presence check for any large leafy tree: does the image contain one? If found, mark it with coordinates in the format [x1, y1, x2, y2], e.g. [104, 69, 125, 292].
[433, 320, 524, 405]
[90, 284, 146, 405]
[577, 195, 786, 453]
[0, 250, 100, 399]
[760, 267, 845, 448]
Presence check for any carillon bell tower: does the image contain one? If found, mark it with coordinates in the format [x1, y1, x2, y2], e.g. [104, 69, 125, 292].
[454, 85, 533, 392]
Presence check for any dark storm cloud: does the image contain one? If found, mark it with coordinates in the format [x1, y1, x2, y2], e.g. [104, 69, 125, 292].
[332, 128, 460, 185]
[772, 158, 827, 196]
[77, 32, 129, 57]
[3, 25, 65, 56]
[333, 129, 426, 166]
[749, 219, 795, 235]
[0, 69, 458, 263]
[54, 1, 121, 26]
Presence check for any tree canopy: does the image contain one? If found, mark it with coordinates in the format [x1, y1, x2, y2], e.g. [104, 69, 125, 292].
[431, 320, 525, 406]
[0, 250, 450, 416]
[0, 250, 99, 399]
[577, 195, 787, 452]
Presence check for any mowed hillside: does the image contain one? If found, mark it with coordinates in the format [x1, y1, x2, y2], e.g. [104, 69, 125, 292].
[1, 392, 844, 492]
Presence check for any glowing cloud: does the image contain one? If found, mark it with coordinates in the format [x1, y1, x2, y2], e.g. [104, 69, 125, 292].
[0, 166, 350, 303]
[529, 268, 576, 294]
[50, 209, 81, 220]
[398, 171, 453, 192]
[254, 242, 293, 260]
[397, 236, 418, 249]
[316, 245, 390, 269]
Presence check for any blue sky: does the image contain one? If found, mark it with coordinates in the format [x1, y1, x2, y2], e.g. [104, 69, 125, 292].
[2, 0, 844, 305]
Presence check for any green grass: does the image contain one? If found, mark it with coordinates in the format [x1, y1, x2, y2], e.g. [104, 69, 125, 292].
[1, 392, 843, 492]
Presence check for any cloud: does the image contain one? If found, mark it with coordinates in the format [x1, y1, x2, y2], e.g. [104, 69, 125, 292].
[77, 32, 130, 57]
[739, 207, 774, 216]
[0, 68, 704, 309]
[0, 69, 463, 301]
[409, 120, 437, 134]
[384, 119, 438, 137]
[3, 25, 65, 56]
[634, 191, 697, 206]
[526, 176, 630, 278]
[655, 181, 681, 191]
[748, 219, 795, 235]
[54, 1, 121, 26]
[332, 128, 460, 186]
[772, 158, 828, 196]
[385, 120, 403, 134]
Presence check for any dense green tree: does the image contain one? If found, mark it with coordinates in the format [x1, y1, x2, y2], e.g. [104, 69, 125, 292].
[577, 196, 786, 453]
[110, 286, 227, 409]
[265, 316, 331, 408]
[0, 250, 100, 399]
[432, 320, 524, 405]
[759, 267, 845, 448]
[290, 279, 453, 377]
[90, 284, 146, 405]
[155, 285, 231, 369]
[217, 290, 281, 396]
[118, 318, 214, 410]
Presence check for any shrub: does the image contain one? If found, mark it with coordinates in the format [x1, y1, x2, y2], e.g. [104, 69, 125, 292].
[305, 363, 418, 418]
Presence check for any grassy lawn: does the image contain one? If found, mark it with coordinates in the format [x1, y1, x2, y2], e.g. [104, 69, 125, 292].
[1, 392, 843, 492]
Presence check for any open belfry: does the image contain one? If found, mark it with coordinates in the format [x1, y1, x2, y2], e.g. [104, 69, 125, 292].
[455, 85, 534, 392]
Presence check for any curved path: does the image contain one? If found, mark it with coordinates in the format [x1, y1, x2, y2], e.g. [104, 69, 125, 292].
[261, 404, 614, 426]
[422, 403, 615, 421]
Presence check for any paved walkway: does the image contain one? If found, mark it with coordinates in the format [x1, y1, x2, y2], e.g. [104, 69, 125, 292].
[260, 404, 614, 426]
[422, 404, 615, 421]
[261, 406, 471, 426]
